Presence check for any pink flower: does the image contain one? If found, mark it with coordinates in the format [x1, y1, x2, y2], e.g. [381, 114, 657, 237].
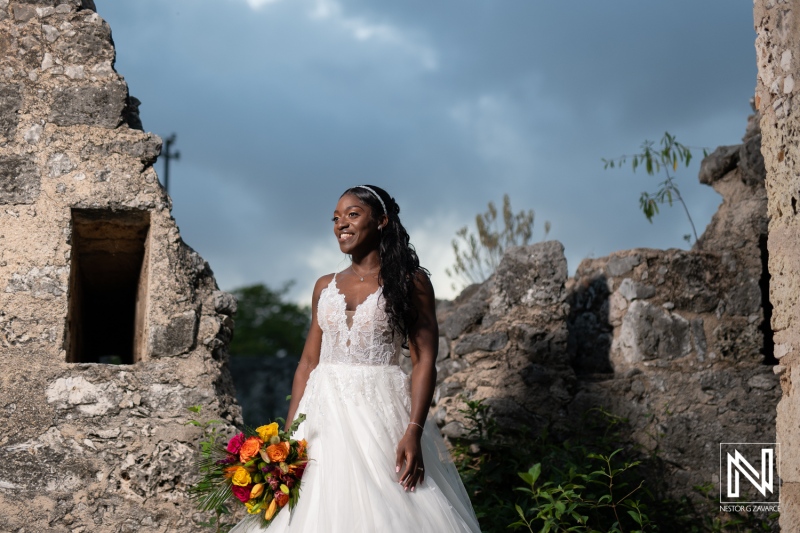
[232, 484, 252, 503]
[227, 433, 246, 454]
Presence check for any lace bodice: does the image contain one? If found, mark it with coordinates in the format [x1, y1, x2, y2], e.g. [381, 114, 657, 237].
[317, 274, 403, 366]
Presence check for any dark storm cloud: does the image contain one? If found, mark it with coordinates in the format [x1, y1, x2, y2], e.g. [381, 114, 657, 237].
[96, 0, 756, 301]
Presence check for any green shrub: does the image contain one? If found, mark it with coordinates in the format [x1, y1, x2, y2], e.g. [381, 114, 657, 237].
[451, 399, 779, 533]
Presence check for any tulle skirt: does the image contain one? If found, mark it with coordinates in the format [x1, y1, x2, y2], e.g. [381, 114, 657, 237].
[229, 362, 481, 533]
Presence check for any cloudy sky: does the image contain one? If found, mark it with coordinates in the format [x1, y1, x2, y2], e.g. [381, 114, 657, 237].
[96, 0, 757, 304]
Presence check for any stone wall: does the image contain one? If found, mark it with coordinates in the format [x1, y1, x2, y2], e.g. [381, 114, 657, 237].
[754, 0, 800, 527]
[0, 1, 239, 531]
[429, 109, 779, 498]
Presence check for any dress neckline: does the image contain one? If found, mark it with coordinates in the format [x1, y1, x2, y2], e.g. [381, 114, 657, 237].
[330, 274, 381, 313]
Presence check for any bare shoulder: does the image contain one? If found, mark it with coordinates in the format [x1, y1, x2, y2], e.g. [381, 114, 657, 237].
[312, 273, 335, 300]
[411, 269, 435, 299]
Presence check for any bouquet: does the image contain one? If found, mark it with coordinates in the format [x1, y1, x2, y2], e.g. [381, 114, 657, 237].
[190, 414, 308, 525]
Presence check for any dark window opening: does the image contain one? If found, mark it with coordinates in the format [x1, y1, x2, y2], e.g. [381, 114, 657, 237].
[66, 209, 150, 364]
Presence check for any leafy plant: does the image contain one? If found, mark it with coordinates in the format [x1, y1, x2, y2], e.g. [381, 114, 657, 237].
[446, 194, 550, 290]
[602, 132, 708, 245]
[511, 453, 652, 533]
[450, 398, 778, 533]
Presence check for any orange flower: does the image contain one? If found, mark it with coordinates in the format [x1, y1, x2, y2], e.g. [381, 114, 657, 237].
[265, 498, 278, 520]
[297, 439, 307, 457]
[239, 436, 264, 463]
[266, 441, 290, 463]
[223, 465, 240, 479]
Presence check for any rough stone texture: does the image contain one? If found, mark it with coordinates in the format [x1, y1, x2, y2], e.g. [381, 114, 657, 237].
[431, 112, 778, 500]
[754, 1, 800, 526]
[0, 155, 40, 204]
[0, 83, 22, 139]
[432, 240, 574, 439]
[49, 82, 128, 128]
[0, 3, 240, 531]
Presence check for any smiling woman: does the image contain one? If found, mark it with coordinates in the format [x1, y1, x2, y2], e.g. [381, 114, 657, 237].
[230, 185, 481, 532]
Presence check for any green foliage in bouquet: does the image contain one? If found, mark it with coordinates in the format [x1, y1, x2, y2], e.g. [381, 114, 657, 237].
[186, 405, 235, 532]
[188, 406, 308, 530]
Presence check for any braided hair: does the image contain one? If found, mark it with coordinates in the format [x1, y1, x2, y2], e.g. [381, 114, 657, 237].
[340, 185, 429, 347]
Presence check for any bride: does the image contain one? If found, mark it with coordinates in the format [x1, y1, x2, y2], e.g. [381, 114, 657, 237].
[230, 185, 481, 532]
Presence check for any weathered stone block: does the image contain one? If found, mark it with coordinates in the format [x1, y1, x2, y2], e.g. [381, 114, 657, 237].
[434, 380, 463, 405]
[437, 335, 449, 359]
[150, 310, 198, 357]
[49, 81, 127, 128]
[443, 297, 486, 339]
[11, 4, 36, 21]
[4, 265, 68, 298]
[495, 241, 567, 307]
[606, 254, 640, 277]
[13, 0, 90, 10]
[698, 144, 739, 185]
[435, 358, 465, 381]
[614, 300, 691, 367]
[440, 420, 466, 439]
[54, 18, 113, 64]
[617, 278, 655, 301]
[45, 376, 122, 416]
[454, 332, 508, 355]
[739, 133, 765, 186]
[214, 290, 238, 316]
[47, 152, 73, 177]
[80, 135, 162, 165]
[0, 155, 40, 204]
[0, 83, 22, 138]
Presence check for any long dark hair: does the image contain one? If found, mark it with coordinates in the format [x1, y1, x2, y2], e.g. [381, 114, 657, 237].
[340, 185, 429, 346]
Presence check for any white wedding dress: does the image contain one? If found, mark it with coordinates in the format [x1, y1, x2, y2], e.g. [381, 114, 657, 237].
[230, 274, 481, 533]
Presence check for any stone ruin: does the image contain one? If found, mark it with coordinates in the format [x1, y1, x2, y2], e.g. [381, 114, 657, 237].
[755, 0, 800, 528]
[0, 1, 239, 531]
[425, 103, 780, 498]
[0, 0, 795, 529]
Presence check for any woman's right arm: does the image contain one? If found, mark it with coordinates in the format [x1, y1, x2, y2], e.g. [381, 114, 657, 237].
[284, 274, 330, 429]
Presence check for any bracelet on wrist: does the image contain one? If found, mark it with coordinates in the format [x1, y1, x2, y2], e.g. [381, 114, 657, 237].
[407, 421, 424, 431]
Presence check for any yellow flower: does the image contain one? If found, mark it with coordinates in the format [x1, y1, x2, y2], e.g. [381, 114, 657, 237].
[256, 422, 280, 441]
[265, 498, 278, 520]
[250, 483, 265, 499]
[245, 501, 260, 514]
[232, 467, 252, 487]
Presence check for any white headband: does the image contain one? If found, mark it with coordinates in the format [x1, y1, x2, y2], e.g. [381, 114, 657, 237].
[356, 185, 386, 215]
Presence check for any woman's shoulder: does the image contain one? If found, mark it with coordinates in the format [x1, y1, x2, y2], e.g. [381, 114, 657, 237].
[410, 268, 434, 298]
[312, 273, 336, 293]
[310, 273, 336, 307]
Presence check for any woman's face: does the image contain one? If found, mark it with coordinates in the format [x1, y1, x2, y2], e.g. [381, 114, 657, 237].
[333, 193, 382, 255]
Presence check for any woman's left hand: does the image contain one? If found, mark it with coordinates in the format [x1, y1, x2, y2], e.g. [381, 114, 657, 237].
[395, 425, 425, 491]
